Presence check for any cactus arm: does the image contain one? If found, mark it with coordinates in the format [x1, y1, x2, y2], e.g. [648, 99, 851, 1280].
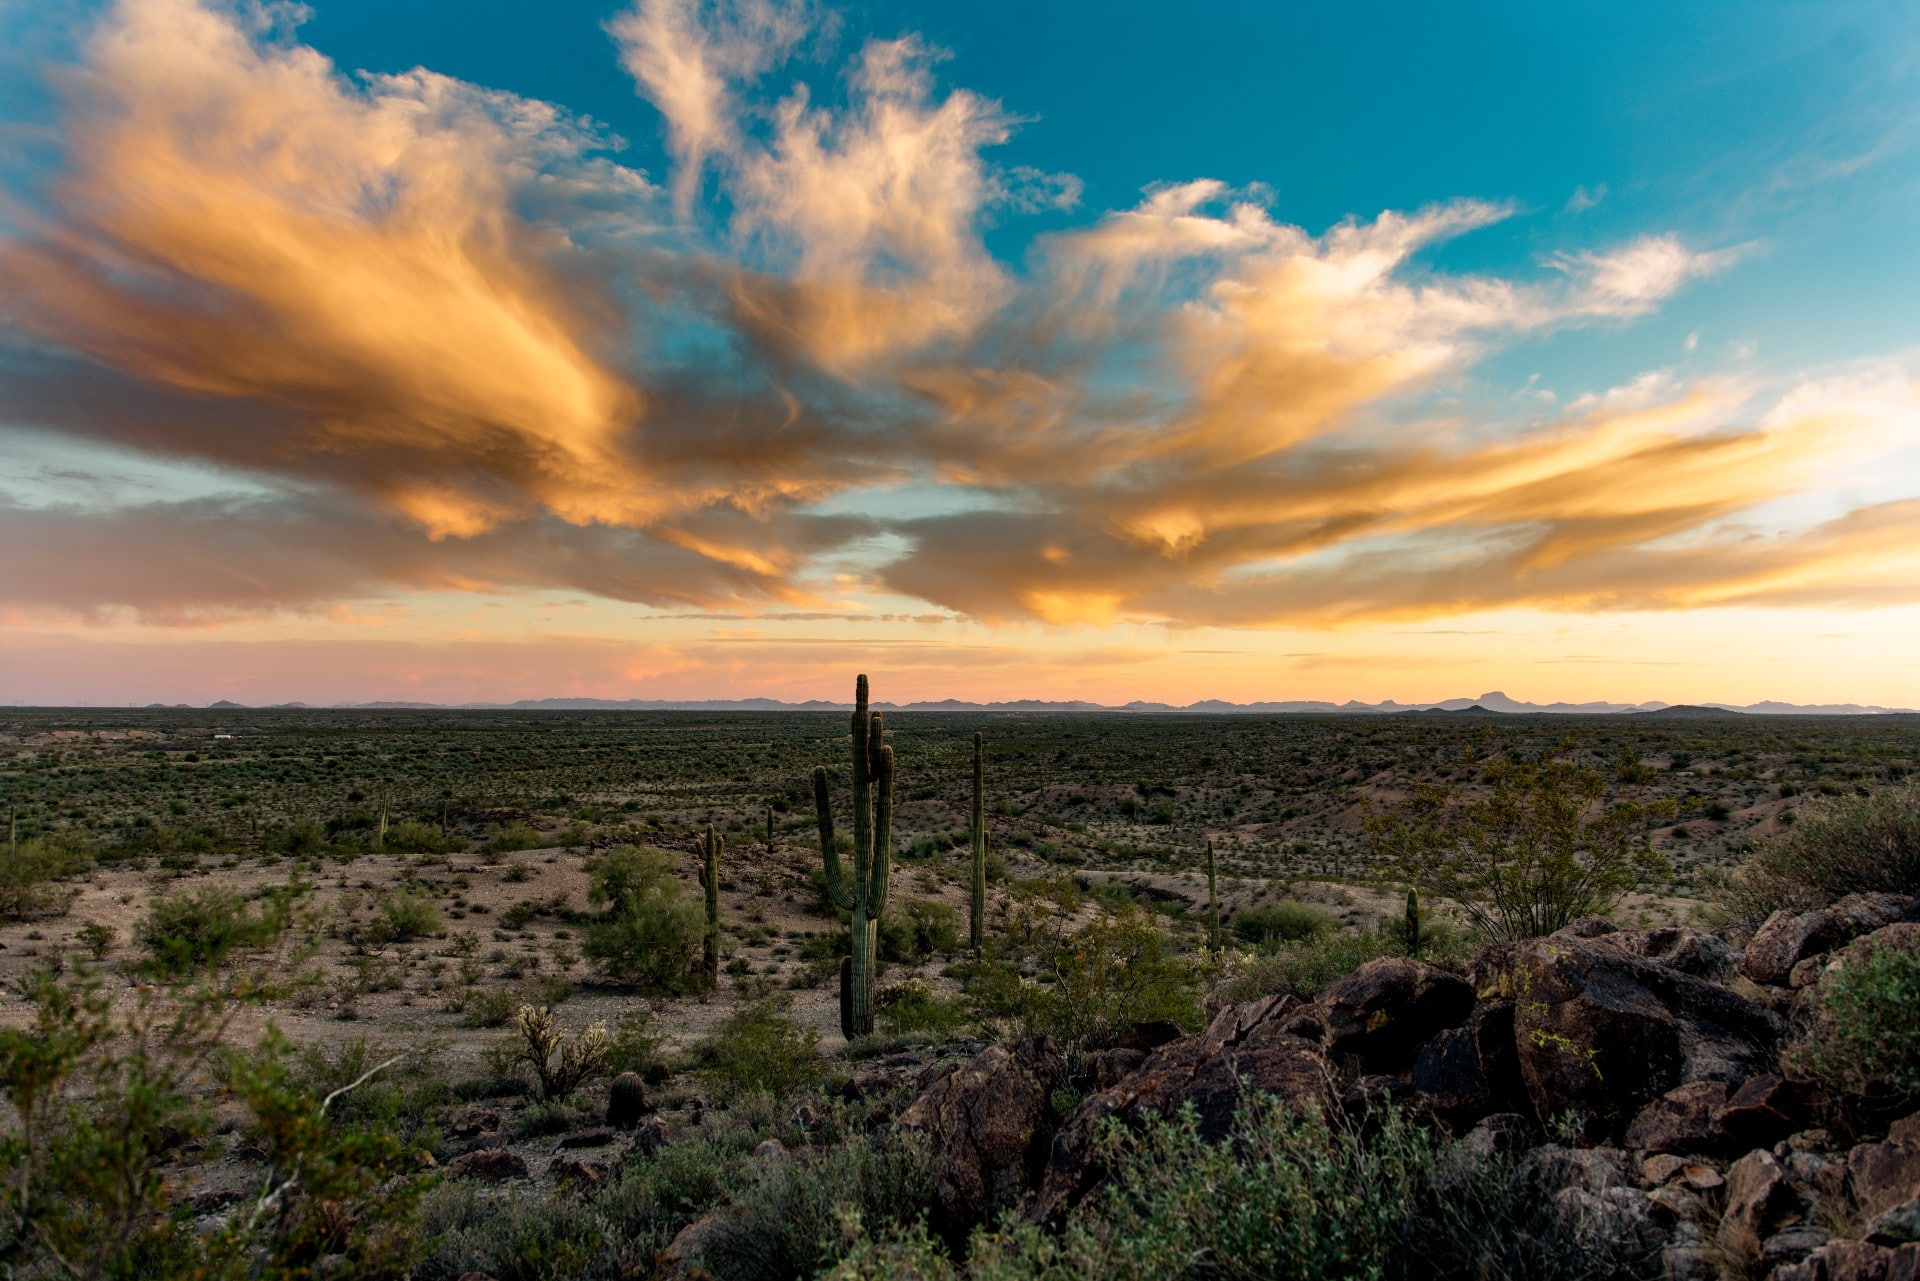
[813, 766, 856, 912]
[868, 735, 893, 914]
[850, 680, 872, 906]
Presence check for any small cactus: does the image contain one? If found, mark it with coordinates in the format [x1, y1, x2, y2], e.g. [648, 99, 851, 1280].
[1205, 838, 1221, 951]
[970, 732, 986, 961]
[813, 674, 893, 1040]
[697, 823, 721, 988]
[606, 1070, 649, 1129]
[1404, 886, 1423, 958]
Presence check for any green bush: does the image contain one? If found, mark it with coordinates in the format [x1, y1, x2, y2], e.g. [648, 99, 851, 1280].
[583, 846, 704, 993]
[292, 1035, 450, 1149]
[689, 995, 821, 1104]
[278, 818, 327, 858]
[970, 911, 1200, 1053]
[382, 820, 457, 854]
[373, 887, 443, 943]
[1722, 780, 1920, 918]
[1215, 929, 1397, 1005]
[485, 820, 544, 855]
[1231, 900, 1334, 948]
[0, 837, 87, 919]
[877, 979, 969, 1037]
[136, 885, 287, 974]
[881, 897, 962, 963]
[1789, 935, 1920, 1107]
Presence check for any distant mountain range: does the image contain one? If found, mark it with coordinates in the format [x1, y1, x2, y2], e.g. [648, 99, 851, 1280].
[127, 689, 1916, 715]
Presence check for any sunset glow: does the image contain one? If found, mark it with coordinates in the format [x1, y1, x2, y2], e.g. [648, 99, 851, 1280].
[3, 0, 1917, 707]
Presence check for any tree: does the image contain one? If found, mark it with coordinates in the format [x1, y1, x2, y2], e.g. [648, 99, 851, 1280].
[583, 846, 705, 992]
[1367, 743, 1672, 940]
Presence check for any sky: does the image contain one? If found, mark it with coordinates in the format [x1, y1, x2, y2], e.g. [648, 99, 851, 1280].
[1, 0, 1918, 708]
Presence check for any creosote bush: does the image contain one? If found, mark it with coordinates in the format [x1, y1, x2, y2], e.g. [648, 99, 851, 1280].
[136, 883, 294, 974]
[1231, 899, 1335, 947]
[1788, 934, 1920, 1109]
[689, 994, 821, 1104]
[1718, 779, 1920, 919]
[0, 836, 88, 919]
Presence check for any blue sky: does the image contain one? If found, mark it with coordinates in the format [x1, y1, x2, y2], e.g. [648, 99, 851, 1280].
[1, 0, 1917, 706]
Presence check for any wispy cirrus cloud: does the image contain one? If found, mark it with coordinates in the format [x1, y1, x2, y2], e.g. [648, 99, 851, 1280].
[0, 0, 1912, 640]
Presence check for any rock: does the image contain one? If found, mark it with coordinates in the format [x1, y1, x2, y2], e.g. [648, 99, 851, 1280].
[1777, 1240, 1920, 1281]
[1649, 1183, 1706, 1222]
[447, 1149, 530, 1182]
[605, 1071, 649, 1129]
[629, 1115, 679, 1156]
[1851, 1142, 1920, 1217]
[1032, 996, 1334, 1223]
[789, 1102, 821, 1133]
[1681, 1162, 1726, 1192]
[1555, 916, 1619, 939]
[1114, 1020, 1185, 1052]
[1488, 934, 1778, 1142]
[1868, 1197, 1920, 1247]
[456, 1273, 498, 1281]
[896, 1036, 1064, 1242]
[1642, 1153, 1687, 1185]
[1792, 955, 1833, 988]
[1603, 927, 1740, 979]
[1412, 1027, 1489, 1124]
[1545, 1184, 1665, 1264]
[1720, 1149, 1804, 1259]
[1661, 1243, 1719, 1281]
[1458, 1112, 1534, 1161]
[1766, 1226, 1835, 1270]
[654, 1207, 780, 1281]
[548, 1156, 610, 1191]
[555, 1127, 613, 1150]
[1531, 1143, 1631, 1193]
[1084, 1047, 1147, 1089]
[1894, 1114, 1920, 1147]
[1718, 1074, 1807, 1149]
[1625, 1080, 1729, 1154]
[1746, 896, 1916, 986]
[753, 1138, 790, 1165]
[1319, 958, 1474, 1073]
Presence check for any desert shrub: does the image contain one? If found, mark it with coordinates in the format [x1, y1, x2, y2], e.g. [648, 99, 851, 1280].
[689, 995, 821, 1104]
[604, 1010, 662, 1078]
[1787, 935, 1920, 1108]
[278, 818, 327, 857]
[881, 897, 962, 963]
[1720, 780, 1920, 918]
[583, 846, 704, 993]
[1231, 900, 1334, 947]
[0, 968, 425, 1279]
[136, 885, 288, 974]
[382, 820, 456, 854]
[293, 1035, 450, 1149]
[1368, 745, 1672, 940]
[486, 820, 544, 855]
[372, 887, 443, 943]
[0, 837, 88, 920]
[970, 911, 1200, 1053]
[877, 979, 968, 1037]
[460, 985, 523, 1028]
[1215, 928, 1398, 1005]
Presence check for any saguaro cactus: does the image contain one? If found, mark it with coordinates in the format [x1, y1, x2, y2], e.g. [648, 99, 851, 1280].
[813, 674, 894, 1039]
[970, 732, 986, 961]
[1205, 838, 1221, 951]
[697, 823, 721, 987]
[1403, 886, 1423, 958]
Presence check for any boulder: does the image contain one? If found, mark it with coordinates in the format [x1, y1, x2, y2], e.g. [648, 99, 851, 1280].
[1745, 895, 1915, 986]
[555, 1127, 613, 1150]
[629, 1115, 679, 1156]
[1850, 1142, 1920, 1218]
[1412, 1000, 1527, 1127]
[548, 1156, 610, 1191]
[1485, 934, 1777, 1141]
[895, 1036, 1063, 1241]
[1318, 958, 1474, 1074]
[1776, 1240, 1920, 1281]
[1717, 1073, 1807, 1149]
[1868, 1197, 1920, 1247]
[1601, 927, 1739, 979]
[1719, 1149, 1805, 1260]
[1624, 1080, 1728, 1154]
[1031, 995, 1334, 1223]
[446, 1149, 530, 1182]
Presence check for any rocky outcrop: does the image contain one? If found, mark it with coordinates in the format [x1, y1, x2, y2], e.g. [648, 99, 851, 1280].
[1031, 994, 1334, 1223]
[1741, 894, 1915, 986]
[895, 1036, 1063, 1242]
[446, 1149, 529, 1182]
[1319, 957, 1474, 1074]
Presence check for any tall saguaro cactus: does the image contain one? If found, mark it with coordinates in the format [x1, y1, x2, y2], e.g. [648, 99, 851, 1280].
[697, 823, 721, 988]
[970, 732, 986, 961]
[813, 674, 894, 1039]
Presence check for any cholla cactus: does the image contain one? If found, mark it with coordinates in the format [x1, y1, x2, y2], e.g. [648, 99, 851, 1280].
[515, 1004, 612, 1100]
[813, 674, 894, 1039]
